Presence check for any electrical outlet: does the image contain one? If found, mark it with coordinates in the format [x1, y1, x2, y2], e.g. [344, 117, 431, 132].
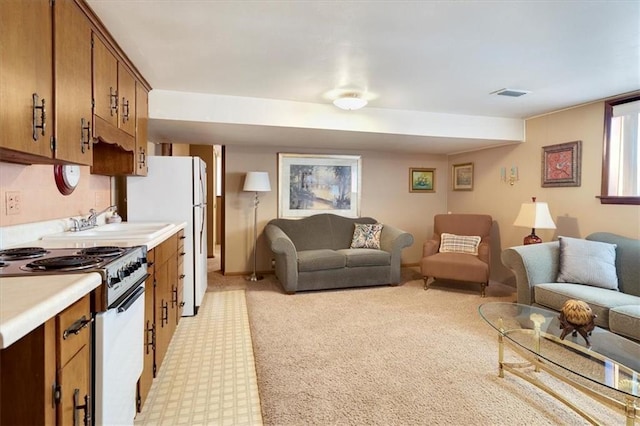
[5, 191, 21, 215]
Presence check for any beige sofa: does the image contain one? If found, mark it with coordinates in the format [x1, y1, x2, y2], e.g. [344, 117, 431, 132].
[501, 232, 640, 341]
[265, 213, 413, 294]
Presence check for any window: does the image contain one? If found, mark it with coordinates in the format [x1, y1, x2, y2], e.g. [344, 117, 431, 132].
[600, 94, 640, 205]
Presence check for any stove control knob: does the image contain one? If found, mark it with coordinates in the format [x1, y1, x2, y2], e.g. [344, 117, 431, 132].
[109, 276, 121, 287]
[121, 267, 130, 277]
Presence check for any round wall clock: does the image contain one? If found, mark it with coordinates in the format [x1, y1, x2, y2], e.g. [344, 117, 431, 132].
[54, 164, 81, 195]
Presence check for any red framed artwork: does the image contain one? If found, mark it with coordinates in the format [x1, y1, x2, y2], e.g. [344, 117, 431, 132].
[541, 141, 581, 187]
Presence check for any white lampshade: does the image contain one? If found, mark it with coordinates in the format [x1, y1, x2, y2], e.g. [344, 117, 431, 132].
[513, 200, 556, 229]
[333, 93, 367, 110]
[243, 171, 271, 192]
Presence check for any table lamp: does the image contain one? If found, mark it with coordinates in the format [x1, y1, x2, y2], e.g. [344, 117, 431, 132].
[513, 197, 556, 244]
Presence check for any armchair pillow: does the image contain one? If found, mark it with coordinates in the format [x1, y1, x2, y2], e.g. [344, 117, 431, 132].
[351, 223, 384, 249]
[439, 233, 481, 255]
[556, 236, 619, 290]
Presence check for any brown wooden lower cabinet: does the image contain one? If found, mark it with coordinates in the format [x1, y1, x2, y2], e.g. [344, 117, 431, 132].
[136, 230, 184, 413]
[0, 294, 91, 425]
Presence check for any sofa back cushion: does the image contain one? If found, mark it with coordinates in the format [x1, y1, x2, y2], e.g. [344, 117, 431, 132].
[268, 213, 377, 251]
[587, 232, 640, 297]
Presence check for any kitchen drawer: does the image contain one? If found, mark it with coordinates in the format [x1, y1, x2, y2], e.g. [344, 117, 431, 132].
[177, 229, 185, 251]
[147, 247, 156, 271]
[156, 233, 178, 266]
[56, 295, 91, 367]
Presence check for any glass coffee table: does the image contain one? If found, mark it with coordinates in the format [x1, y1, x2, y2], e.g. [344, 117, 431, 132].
[479, 302, 639, 425]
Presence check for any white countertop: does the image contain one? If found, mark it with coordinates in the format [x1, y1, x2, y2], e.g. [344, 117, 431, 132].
[0, 221, 186, 349]
[0, 273, 102, 349]
[7, 222, 186, 250]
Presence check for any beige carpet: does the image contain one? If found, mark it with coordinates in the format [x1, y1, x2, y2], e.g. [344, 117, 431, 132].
[241, 272, 623, 425]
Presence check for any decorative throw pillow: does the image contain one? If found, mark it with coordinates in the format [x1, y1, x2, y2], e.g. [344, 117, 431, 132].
[350, 223, 384, 249]
[557, 236, 618, 290]
[439, 233, 481, 255]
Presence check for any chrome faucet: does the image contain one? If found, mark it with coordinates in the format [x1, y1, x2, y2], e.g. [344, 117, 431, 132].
[87, 205, 117, 227]
[70, 205, 116, 232]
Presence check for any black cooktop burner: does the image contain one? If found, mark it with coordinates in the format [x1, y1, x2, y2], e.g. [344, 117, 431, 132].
[79, 246, 125, 257]
[0, 247, 48, 261]
[23, 255, 104, 271]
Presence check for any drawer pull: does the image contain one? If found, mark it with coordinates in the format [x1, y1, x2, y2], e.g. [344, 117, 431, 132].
[179, 235, 186, 240]
[73, 389, 91, 426]
[63, 316, 93, 340]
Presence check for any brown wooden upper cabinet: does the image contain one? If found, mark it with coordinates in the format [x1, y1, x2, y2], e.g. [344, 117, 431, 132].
[135, 83, 150, 176]
[0, 0, 53, 162]
[54, 0, 93, 166]
[92, 35, 136, 139]
[0, 0, 92, 166]
[0, 0, 150, 174]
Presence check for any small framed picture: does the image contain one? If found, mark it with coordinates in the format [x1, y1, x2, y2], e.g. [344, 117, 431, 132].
[452, 162, 474, 191]
[541, 141, 581, 187]
[409, 168, 435, 193]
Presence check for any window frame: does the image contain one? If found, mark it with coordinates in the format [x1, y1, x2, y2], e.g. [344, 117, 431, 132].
[599, 93, 640, 205]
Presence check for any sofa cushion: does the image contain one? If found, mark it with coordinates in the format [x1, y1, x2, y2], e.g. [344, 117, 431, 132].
[587, 232, 640, 297]
[337, 248, 390, 267]
[609, 305, 640, 341]
[534, 283, 640, 328]
[351, 223, 383, 249]
[298, 249, 346, 272]
[557, 236, 618, 290]
[439, 233, 481, 255]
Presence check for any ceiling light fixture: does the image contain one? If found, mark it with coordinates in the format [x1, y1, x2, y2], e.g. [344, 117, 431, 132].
[333, 93, 368, 110]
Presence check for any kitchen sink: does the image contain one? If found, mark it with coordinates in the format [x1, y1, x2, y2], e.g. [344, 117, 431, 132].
[41, 222, 175, 241]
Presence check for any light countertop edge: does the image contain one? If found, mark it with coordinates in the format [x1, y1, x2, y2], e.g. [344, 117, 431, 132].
[0, 273, 102, 349]
[0, 222, 187, 349]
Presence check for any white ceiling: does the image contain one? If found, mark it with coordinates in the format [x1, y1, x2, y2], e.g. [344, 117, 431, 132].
[87, 0, 640, 155]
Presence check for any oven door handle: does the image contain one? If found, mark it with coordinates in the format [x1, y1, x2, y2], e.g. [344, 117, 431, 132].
[116, 286, 145, 313]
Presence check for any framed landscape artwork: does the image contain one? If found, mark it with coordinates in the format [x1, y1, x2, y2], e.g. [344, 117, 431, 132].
[452, 162, 474, 191]
[541, 140, 582, 187]
[278, 153, 361, 218]
[409, 168, 435, 193]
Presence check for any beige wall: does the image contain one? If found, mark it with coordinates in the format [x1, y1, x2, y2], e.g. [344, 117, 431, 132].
[448, 100, 640, 283]
[0, 162, 111, 227]
[224, 145, 448, 274]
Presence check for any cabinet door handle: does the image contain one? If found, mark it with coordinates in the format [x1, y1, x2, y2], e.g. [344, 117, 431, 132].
[179, 252, 186, 257]
[109, 87, 118, 116]
[138, 147, 146, 169]
[179, 274, 185, 279]
[145, 320, 155, 354]
[162, 301, 168, 326]
[80, 118, 92, 153]
[73, 389, 91, 426]
[122, 97, 130, 123]
[32, 93, 46, 141]
[179, 236, 186, 240]
[63, 316, 93, 340]
[171, 287, 178, 307]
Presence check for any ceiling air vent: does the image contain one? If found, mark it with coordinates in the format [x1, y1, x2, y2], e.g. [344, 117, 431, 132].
[492, 88, 531, 97]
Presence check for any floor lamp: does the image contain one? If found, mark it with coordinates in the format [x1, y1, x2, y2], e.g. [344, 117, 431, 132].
[243, 171, 271, 281]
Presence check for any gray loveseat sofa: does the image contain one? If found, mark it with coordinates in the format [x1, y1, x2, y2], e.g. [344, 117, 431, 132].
[265, 213, 414, 293]
[501, 232, 640, 341]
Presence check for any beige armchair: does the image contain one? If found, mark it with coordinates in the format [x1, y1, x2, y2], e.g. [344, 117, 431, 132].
[420, 214, 493, 297]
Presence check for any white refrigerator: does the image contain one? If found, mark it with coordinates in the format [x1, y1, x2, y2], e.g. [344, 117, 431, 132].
[126, 156, 207, 316]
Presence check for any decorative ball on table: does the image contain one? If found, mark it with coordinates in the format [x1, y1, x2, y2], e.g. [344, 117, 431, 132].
[558, 299, 597, 346]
